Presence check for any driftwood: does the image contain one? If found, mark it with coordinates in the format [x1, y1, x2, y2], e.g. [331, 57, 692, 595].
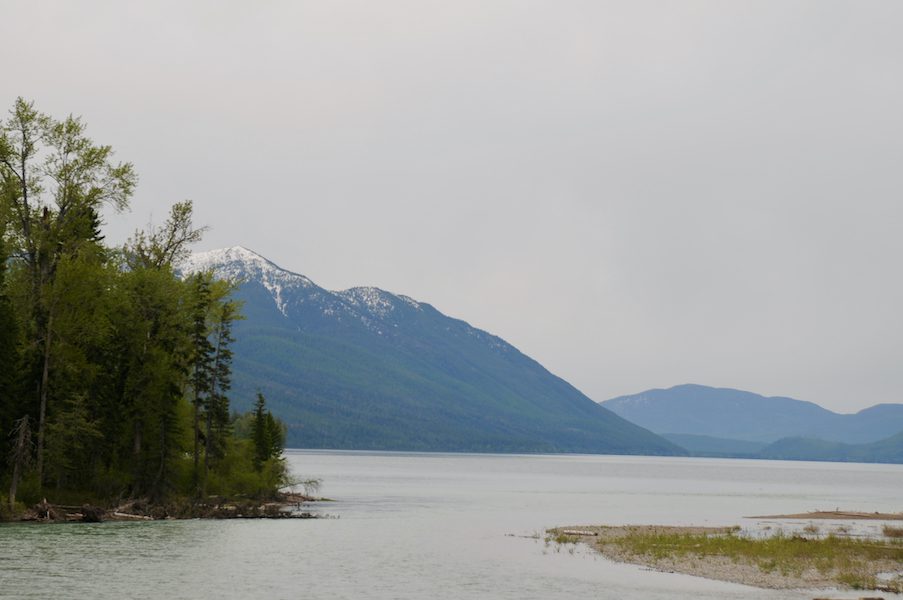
[111, 511, 152, 521]
[33, 499, 56, 521]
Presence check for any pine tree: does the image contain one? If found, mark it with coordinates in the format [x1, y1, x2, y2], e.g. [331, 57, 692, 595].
[253, 392, 271, 471]
[189, 273, 214, 495]
[204, 299, 238, 487]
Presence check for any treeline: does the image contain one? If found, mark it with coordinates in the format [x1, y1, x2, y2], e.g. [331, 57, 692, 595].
[0, 98, 285, 515]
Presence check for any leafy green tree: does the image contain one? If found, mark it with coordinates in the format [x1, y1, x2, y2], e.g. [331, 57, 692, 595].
[0, 97, 136, 484]
[125, 200, 206, 270]
[0, 99, 282, 512]
[101, 264, 191, 500]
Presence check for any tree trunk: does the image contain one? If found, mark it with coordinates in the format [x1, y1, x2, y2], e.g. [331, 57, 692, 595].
[36, 312, 53, 484]
[203, 408, 211, 495]
[152, 419, 167, 502]
[9, 417, 30, 511]
[193, 398, 200, 496]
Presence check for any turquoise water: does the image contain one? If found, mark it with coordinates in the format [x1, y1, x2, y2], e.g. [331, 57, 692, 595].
[2, 451, 902, 599]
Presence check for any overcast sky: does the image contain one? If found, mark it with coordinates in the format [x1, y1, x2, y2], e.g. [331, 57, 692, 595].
[5, 0, 902, 412]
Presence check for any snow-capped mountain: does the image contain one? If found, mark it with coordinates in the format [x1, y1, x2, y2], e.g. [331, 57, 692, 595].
[184, 246, 683, 455]
[183, 246, 317, 316]
[182, 246, 510, 349]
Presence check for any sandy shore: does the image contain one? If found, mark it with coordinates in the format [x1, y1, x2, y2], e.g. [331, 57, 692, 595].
[549, 524, 903, 592]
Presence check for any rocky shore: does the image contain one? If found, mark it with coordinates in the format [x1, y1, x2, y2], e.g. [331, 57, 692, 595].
[15, 492, 322, 523]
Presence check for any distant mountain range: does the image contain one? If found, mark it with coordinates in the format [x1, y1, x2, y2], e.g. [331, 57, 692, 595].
[183, 247, 682, 455]
[602, 384, 903, 463]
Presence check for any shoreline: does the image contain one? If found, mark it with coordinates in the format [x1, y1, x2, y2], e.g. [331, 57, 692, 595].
[7, 492, 324, 523]
[548, 523, 903, 593]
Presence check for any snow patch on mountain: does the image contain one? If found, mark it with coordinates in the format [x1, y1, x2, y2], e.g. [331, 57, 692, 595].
[182, 246, 317, 316]
[185, 246, 517, 356]
[337, 287, 398, 318]
[183, 247, 425, 326]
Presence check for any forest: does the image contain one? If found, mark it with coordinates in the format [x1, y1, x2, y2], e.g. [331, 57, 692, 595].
[0, 98, 287, 518]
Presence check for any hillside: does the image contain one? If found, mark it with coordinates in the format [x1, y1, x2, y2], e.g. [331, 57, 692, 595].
[602, 384, 903, 444]
[660, 434, 766, 457]
[183, 247, 683, 455]
[758, 431, 903, 464]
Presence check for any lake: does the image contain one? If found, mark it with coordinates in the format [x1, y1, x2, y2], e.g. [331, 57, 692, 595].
[2, 451, 902, 599]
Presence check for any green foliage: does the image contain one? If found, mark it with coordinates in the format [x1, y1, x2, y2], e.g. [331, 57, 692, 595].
[0, 238, 19, 472]
[0, 99, 283, 514]
[251, 392, 285, 471]
[44, 395, 102, 489]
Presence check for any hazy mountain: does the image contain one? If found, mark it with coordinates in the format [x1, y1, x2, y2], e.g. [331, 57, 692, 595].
[660, 434, 767, 456]
[183, 247, 683, 455]
[758, 431, 903, 464]
[602, 384, 903, 444]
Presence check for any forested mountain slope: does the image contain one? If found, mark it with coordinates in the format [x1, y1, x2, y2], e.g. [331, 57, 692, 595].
[184, 247, 683, 455]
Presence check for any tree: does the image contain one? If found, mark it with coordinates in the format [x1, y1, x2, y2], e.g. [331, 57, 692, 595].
[7, 416, 31, 511]
[0, 237, 19, 474]
[0, 98, 136, 485]
[188, 273, 214, 494]
[125, 200, 207, 270]
[203, 299, 239, 490]
[252, 392, 285, 471]
[252, 393, 270, 471]
[43, 395, 101, 490]
[0, 99, 280, 513]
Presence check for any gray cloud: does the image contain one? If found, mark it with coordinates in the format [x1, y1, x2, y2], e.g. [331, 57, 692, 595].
[5, 0, 902, 411]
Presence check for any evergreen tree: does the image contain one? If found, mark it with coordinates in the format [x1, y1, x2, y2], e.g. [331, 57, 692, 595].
[204, 299, 238, 490]
[253, 392, 271, 471]
[188, 273, 214, 494]
[252, 392, 285, 472]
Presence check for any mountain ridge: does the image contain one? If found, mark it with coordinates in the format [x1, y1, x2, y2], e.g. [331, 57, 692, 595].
[602, 383, 903, 445]
[183, 247, 683, 455]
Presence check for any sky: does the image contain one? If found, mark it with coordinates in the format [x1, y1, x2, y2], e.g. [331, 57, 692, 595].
[4, 0, 902, 413]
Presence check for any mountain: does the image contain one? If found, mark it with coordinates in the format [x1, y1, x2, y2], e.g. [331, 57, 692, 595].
[660, 434, 767, 457]
[758, 431, 903, 464]
[601, 384, 903, 445]
[182, 247, 683, 455]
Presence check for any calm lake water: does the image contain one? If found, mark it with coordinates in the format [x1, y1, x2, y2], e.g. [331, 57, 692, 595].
[2, 451, 902, 599]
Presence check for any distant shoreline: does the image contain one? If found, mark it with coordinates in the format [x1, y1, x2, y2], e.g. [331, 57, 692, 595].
[748, 510, 903, 521]
[284, 447, 903, 467]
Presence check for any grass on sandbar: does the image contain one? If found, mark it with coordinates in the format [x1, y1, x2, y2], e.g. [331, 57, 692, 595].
[884, 525, 903, 538]
[607, 528, 903, 592]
